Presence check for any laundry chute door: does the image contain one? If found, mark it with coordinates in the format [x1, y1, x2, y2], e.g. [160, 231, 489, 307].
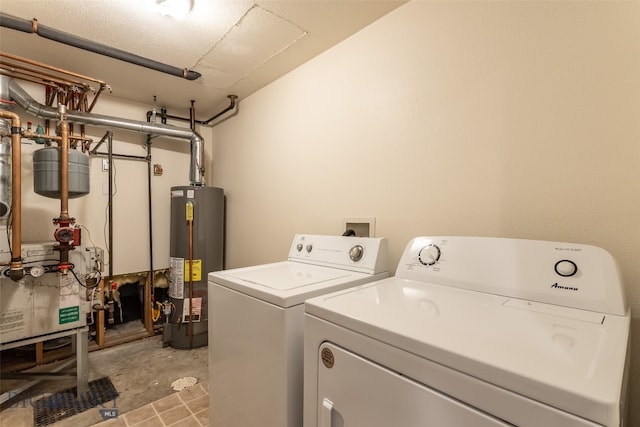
[316, 343, 509, 427]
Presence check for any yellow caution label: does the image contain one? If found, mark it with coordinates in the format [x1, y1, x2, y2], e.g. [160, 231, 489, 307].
[184, 259, 202, 281]
[185, 201, 194, 221]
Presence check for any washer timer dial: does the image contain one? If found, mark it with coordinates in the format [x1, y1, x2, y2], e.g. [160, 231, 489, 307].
[418, 244, 441, 266]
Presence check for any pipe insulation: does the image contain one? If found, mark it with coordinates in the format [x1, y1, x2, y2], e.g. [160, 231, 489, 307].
[8, 80, 205, 185]
[0, 13, 201, 81]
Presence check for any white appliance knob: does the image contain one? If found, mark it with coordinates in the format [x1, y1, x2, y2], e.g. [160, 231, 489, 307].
[296, 243, 303, 252]
[349, 245, 364, 262]
[418, 244, 441, 266]
[555, 260, 577, 277]
[306, 244, 313, 253]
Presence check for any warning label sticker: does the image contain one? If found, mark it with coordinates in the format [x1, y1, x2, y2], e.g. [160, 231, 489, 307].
[169, 257, 185, 299]
[184, 259, 202, 282]
[182, 297, 202, 323]
[0, 309, 24, 333]
[59, 306, 80, 324]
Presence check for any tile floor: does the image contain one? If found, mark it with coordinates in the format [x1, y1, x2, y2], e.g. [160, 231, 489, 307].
[94, 382, 209, 427]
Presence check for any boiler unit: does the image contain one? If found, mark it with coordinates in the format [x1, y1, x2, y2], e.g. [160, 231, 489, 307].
[0, 241, 103, 343]
[165, 185, 224, 349]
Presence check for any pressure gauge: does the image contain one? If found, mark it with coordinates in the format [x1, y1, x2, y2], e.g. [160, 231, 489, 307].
[30, 265, 46, 278]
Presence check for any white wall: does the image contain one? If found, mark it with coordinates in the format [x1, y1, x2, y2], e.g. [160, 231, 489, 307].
[210, 1, 640, 424]
[11, 81, 197, 276]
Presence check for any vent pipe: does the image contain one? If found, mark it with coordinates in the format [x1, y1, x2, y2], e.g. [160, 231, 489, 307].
[8, 80, 205, 185]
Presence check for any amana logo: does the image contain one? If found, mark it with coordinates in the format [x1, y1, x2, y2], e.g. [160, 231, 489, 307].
[551, 283, 579, 291]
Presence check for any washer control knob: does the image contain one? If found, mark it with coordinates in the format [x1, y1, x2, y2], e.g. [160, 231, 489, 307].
[555, 260, 577, 277]
[296, 243, 303, 252]
[418, 244, 441, 266]
[349, 245, 364, 262]
[306, 244, 313, 253]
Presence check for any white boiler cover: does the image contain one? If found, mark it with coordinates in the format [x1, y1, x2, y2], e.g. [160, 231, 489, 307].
[305, 277, 630, 425]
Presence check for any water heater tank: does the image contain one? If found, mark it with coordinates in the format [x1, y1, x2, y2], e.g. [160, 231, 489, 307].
[33, 147, 90, 198]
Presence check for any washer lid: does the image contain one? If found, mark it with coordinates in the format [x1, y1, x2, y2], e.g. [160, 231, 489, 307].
[209, 261, 387, 307]
[305, 277, 630, 426]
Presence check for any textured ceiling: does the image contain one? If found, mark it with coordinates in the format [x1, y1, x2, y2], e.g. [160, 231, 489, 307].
[0, 0, 404, 120]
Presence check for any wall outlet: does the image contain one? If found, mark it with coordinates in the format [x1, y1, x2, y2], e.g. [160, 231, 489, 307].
[102, 159, 110, 172]
[343, 217, 376, 237]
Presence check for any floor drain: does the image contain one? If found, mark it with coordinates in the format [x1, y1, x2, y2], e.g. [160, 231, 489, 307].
[33, 377, 119, 426]
[170, 376, 198, 391]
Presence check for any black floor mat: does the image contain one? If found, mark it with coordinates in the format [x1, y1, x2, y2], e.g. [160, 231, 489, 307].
[33, 377, 119, 426]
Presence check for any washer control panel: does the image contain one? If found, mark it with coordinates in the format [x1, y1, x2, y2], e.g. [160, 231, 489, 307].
[289, 234, 388, 274]
[396, 236, 626, 316]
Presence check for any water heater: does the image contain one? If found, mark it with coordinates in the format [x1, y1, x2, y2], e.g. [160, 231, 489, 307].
[165, 186, 224, 349]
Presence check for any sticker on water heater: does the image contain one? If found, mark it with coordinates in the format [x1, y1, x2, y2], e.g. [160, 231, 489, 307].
[184, 259, 202, 281]
[186, 189, 195, 199]
[182, 297, 202, 323]
[169, 257, 185, 299]
[171, 190, 184, 198]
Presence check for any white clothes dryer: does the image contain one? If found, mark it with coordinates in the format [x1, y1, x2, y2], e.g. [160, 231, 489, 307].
[208, 234, 388, 427]
[304, 236, 631, 427]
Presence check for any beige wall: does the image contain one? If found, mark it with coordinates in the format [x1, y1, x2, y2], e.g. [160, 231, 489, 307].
[12, 81, 196, 275]
[210, 1, 640, 424]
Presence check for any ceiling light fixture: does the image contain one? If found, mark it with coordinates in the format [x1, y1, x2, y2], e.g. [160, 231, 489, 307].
[155, 0, 194, 19]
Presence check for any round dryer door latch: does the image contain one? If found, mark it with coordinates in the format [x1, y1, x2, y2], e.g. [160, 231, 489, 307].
[555, 259, 578, 277]
[349, 245, 364, 261]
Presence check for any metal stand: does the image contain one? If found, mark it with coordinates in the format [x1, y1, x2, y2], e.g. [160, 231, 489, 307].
[0, 326, 89, 404]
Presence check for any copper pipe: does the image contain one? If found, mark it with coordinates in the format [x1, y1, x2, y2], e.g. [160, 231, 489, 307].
[21, 130, 91, 146]
[0, 71, 63, 91]
[87, 85, 105, 112]
[59, 114, 69, 219]
[0, 52, 107, 86]
[0, 110, 24, 281]
[188, 214, 194, 349]
[0, 61, 92, 91]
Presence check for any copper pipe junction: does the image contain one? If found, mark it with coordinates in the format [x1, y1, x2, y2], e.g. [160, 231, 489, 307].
[0, 51, 110, 114]
[0, 53, 109, 279]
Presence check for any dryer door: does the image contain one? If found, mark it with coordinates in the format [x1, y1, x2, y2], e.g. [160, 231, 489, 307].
[317, 343, 510, 427]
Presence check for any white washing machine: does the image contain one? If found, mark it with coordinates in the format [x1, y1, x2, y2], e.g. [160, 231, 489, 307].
[208, 234, 388, 427]
[304, 236, 631, 427]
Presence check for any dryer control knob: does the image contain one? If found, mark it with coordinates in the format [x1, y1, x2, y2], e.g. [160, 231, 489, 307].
[555, 260, 577, 277]
[349, 245, 364, 262]
[296, 243, 303, 252]
[306, 244, 313, 253]
[418, 244, 441, 266]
